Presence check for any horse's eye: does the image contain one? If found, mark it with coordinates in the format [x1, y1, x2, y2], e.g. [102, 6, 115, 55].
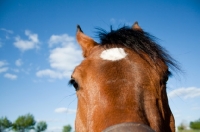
[69, 79, 79, 91]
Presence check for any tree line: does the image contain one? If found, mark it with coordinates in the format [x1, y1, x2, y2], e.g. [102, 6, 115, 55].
[0, 113, 73, 132]
[178, 118, 200, 131]
[0, 113, 47, 132]
[2, 113, 199, 132]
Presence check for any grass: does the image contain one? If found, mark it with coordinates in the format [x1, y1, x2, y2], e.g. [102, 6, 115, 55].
[178, 130, 200, 132]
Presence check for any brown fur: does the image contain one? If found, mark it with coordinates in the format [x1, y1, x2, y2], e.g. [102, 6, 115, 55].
[72, 23, 175, 132]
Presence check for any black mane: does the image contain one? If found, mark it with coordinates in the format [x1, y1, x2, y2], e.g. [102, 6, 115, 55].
[98, 26, 179, 72]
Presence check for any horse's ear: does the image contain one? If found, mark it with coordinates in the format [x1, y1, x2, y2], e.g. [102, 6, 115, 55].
[132, 21, 143, 31]
[76, 25, 97, 57]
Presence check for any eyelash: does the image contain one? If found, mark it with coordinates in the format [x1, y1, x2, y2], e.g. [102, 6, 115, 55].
[69, 79, 79, 91]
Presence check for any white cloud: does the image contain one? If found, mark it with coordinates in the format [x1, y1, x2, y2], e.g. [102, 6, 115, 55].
[36, 69, 64, 79]
[0, 67, 8, 73]
[15, 59, 23, 66]
[36, 34, 82, 79]
[54, 107, 76, 114]
[0, 61, 8, 73]
[49, 45, 82, 71]
[1, 28, 13, 34]
[0, 60, 8, 67]
[4, 73, 17, 80]
[14, 30, 39, 51]
[1, 28, 13, 39]
[168, 87, 200, 99]
[48, 34, 74, 47]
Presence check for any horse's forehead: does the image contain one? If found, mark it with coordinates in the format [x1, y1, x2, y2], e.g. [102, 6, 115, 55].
[100, 48, 127, 61]
[75, 47, 129, 76]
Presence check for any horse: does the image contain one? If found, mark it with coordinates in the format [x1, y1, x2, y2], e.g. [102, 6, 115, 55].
[69, 22, 178, 132]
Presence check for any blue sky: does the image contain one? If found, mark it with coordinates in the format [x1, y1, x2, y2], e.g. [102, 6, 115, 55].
[0, 0, 200, 131]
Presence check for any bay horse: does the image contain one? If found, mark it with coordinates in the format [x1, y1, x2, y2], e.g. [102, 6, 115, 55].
[70, 22, 178, 132]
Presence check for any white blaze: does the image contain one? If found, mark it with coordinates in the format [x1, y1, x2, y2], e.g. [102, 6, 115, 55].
[100, 48, 127, 61]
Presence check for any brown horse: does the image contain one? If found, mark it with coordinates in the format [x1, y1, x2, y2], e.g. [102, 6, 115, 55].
[70, 22, 178, 132]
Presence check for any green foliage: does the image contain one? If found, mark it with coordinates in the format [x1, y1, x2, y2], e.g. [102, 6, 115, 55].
[177, 130, 200, 132]
[0, 117, 12, 131]
[62, 124, 72, 132]
[190, 119, 200, 130]
[12, 113, 36, 132]
[178, 122, 187, 132]
[35, 121, 47, 132]
[178, 125, 185, 130]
